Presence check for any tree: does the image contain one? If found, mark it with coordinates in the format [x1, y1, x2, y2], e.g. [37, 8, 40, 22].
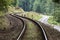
[53, 2, 60, 22]
[0, 0, 14, 12]
[32, 0, 54, 15]
[19, 0, 34, 11]
[12, 0, 54, 15]
[0, 0, 15, 30]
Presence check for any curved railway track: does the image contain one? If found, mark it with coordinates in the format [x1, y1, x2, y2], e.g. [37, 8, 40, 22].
[10, 14, 48, 40]
[10, 14, 26, 40]
[0, 14, 26, 40]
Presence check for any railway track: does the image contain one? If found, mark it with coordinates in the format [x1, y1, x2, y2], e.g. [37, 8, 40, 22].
[0, 14, 26, 40]
[10, 14, 26, 40]
[10, 14, 48, 40]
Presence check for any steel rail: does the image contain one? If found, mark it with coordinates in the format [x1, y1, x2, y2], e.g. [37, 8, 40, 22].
[10, 14, 26, 40]
[14, 14, 48, 40]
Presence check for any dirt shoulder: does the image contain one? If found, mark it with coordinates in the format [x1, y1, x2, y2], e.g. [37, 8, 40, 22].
[0, 14, 23, 40]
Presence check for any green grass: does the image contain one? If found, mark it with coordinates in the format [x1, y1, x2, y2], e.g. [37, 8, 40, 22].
[0, 9, 10, 30]
[8, 6, 24, 13]
[0, 16, 9, 30]
[20, 12, 42, 20]
[22, 20, 43, 40]
[8, 6, 42, 20]
[48, 16, 60, 26]
[0, 11, 6, 16]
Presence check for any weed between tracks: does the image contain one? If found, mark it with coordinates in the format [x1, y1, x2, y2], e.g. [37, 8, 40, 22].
[22, 20, 44, 40]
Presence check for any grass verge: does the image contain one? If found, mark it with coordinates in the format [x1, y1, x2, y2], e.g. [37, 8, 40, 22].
[48, 16, 60, 26]
[0, 16, 9, 30]
[20, 12, 42, 20]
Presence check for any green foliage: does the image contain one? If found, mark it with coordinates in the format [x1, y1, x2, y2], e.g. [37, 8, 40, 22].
[0, 0, 14, 16]
[18, 0, 34, 11]
[19, 12, 42, 20]
[33, 0, 54, 15]
[14, 0, 54, 15]
[0, 0, 14, 11]
[53, 0, 60, 3]
[0, 16, 10, 30]
[53, 3, 60, 22]
[15, 0, 19, 7]
[48, 17, 60, 26]
[0, 0, 7, 11]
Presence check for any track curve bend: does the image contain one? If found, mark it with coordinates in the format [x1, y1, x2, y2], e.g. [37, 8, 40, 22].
[10, 14, 26, 40]
[11, 14, 48, 40]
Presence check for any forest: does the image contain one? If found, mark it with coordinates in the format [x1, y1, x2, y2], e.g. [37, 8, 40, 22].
[0, 0, 60, 24]
[12, 0, 54, 15]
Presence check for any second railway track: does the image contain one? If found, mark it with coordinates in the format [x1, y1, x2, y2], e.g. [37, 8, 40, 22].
[10, 14, 48, 40]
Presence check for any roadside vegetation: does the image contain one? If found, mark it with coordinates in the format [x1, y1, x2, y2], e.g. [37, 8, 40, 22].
[8, 6, 42, 21]
[0, 0, 13, 30]
[48, 16, 60, 26]
[20, 12, 42, 20]
[8, 6, 24, 13]
[0, 16, 9, 30]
